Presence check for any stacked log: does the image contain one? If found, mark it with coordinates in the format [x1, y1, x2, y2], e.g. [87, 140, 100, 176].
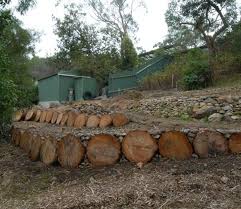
[86, 115, 100, 128]
[40, 135, 58, 165]
[229, 133, 241, 154]
[193, 130, 228, 158]
[159, 131, 193, 160]
[12, 110, 25, 122]
[25, 109, 36, 121]
[51, 111, 59, 124]
[45, 110, 54, 123]
[122, 130, 158, 166]
[40, 111, 47, 123]
[56, 113, 64, 125]
[87, 134, 121, 166]
[57, 134, 85, 168]
[60, 113, 69, 126]
[67, 111, 78, 127]
[112, 113, 129, 127]
[99, 115, 112, 128]
[29, 134, 44, 161]
[11, 127, 21, 146]
[74, 114, 87, 128]
[34, 110, 42, 122]
[19, 130, 33, 154]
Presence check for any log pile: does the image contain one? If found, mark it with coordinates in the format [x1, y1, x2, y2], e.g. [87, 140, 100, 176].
[10, 123, 241, 169]
[12, 109, 129, 129]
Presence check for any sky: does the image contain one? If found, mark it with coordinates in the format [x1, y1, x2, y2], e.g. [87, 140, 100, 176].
[15, 0, 170, 57]
[15, 0, 241, 58]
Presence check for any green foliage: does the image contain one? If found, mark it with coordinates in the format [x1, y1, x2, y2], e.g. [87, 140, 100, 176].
[120, 34, 138, 69]
[54, 5, 121, 84]
[141, 49, 211, 91]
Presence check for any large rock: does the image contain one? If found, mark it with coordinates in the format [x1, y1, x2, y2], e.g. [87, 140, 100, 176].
[192, 106, 217, 119]
[87, 134, 121, 166]
[159, 131, 193, 160]
[99, 115, 112, 128]
[112, 113, 129, 127]
[208, 113, 223, 122]
[122, 130, 158, 165]
[229, 133, 241, 154]
[86, 115, 100, 128]
[193, 130, 228, 158]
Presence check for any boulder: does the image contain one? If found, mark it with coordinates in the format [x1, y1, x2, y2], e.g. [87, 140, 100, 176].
[159, 131, 193, 160]
[192, 106, 217, 119]
[193, 130, 228, 158]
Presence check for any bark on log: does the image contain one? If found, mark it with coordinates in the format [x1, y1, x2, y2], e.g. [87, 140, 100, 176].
[34, 110, 42, 122]
[56, 113, 64, 125]
[29, 135, 44, 161]
[74, 114, 87, 128]
[122, 130, 158, 165]
[159, 131, 193, 160]
[51, 112, 59, 124]
[60, 113, 69, 126]
[193, 130, 228, 158]
[229, 133, 241, 154]
[67, 111, 78, 127]
[57, 134, 85, 168]
[40, 136, 58, 165]
[86, 115, 100, 128]
[25, 109, 36, 121]
[12, 110, 25, 122]
[112, 113, 129, 127]
[87, 134, 121, 166]
[45, 110, 54, 123]
[40, 111, 47, 123]
[99, 115, 112, 128]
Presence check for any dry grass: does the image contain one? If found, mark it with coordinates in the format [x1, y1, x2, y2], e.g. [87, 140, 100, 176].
[1, 143, 241, 209]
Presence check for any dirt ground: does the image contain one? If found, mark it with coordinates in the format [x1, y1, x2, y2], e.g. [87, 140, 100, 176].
[1, 143, 241, 209]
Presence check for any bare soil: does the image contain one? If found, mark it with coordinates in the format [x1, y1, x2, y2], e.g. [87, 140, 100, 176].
[1, 143, 241, 209]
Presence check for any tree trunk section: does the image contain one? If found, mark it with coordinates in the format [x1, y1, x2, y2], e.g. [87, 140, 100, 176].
[56, 113, 64, 125]
[122, 130, 158, 165]
[87, 134, 121, 166]
[74, 114, 87, 128]
[19, 130, 33, 154]
[67, 111, 78, 127]
[12, 110, 25, 122]
[40, 136, 58, 165]
[25, 110, 36, 121]
[86, 115, 100, 128]
[159, 131, 193, 160]
[29, 134, 44, 161]
[40, 111, 47, 123]
[34, 110, 42, 122]
[57, 134, 85, 168]
[112, 113, 129, 127]
[60, 113, 69, 126]
[45, 110, 54, 123]
[51, 111, 59, 124]
[99, 115, 112, 128]
[229, 133, 241, 154]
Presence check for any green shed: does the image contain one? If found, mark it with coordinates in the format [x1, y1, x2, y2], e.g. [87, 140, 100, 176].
[38, 71, 97, 104]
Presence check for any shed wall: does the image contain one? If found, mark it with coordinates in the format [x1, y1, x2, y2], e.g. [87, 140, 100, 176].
[59, 76, 75, 102]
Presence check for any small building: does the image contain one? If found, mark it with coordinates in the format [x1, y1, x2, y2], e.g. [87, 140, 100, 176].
[38, 71, 97, 104]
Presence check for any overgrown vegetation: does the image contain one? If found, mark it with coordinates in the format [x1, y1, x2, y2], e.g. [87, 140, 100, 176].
[0, 1, 36, 141]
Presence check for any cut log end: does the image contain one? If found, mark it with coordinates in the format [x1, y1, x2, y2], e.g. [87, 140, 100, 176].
[159, 131, 193, 160]
[67, 111, 78, 127]
[57, 134, 85, 168]
[25, 110, 36, 121]
[87, 134, 121, 167]
[40, 136, 58, 165]
[99, 115, 112, 128]
[228, 133, 241, 154]
[12, 110, 25, 122]
[86, 115, 100, 128]
[122, 130, 158, 165]
[74, 114, 87, 128]
[112, 113, 129, 127]
[29, 135, 44, 161]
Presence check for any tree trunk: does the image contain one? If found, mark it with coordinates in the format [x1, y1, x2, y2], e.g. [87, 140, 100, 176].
[51, 111, 59, 124]
[34, 110, 42, 122]
[112, 113, 129, 127]
[29, 134, 44, 161]
[60, 112, 69, 126]
[56, 113, 64, 125]
[25, 109, 36, 121]
[19, 130, 33, 154]
[66, 111, 78, 127]
[87, 134, 121, 166]
[74, 114, 87, 128]
[40, 111, 47, 123]
[12, 110, 25, 122]
[45, 110, 54, 123]
[57, 134, 85, 168]
[86, 115, 100, 128]
[99, 115, 113, 128]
